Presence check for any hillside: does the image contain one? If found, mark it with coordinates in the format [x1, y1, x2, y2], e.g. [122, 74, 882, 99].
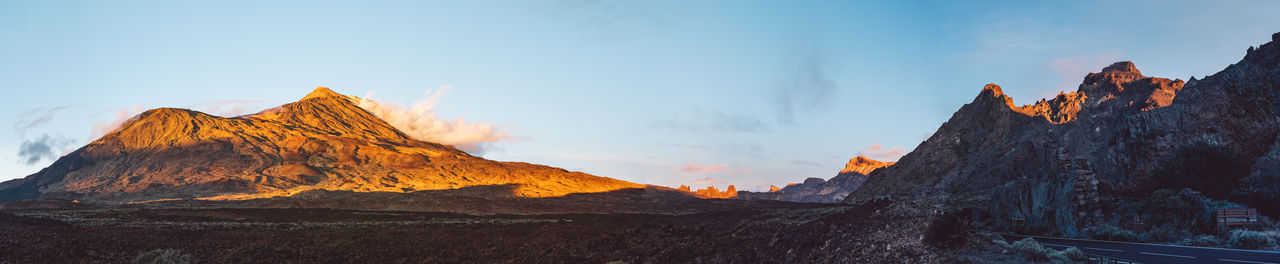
[846, 33, 1280, 237]
[738, 156, 894, 203]
[0, 88, 642, 202]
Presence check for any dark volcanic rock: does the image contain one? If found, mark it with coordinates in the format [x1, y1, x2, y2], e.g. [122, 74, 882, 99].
[847, 33, 1280, 236]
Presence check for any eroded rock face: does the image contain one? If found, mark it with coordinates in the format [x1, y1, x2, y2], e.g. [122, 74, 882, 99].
[0, 88, 641, 202]
[842, 157, 895, 175]
[848, 33, 1280, 235]
[738, 156, 893, 203]
[676, 185, 738, 199]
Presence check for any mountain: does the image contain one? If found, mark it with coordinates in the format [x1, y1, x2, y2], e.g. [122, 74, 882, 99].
[840, 156, 896, 175]
[845, 32, 1280, 236]
[738, 156, 893, 203]
[0, 87, 641, 202]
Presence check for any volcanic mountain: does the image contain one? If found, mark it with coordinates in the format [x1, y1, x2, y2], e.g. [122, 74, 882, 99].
[845, 33, 1280, 236]
[0, 87, 641, 202]
[738, 156, 893, 203]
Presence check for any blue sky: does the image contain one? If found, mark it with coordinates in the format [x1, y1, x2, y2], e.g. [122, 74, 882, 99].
[3, 0, 1279, 191]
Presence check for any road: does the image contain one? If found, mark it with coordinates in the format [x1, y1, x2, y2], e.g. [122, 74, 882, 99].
[998, 234, 1280, 264]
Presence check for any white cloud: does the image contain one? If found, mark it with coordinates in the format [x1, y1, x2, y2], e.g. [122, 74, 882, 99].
[18, 134, 74, 165]
[90, 105, 144, 141]
[354, 86, 512, 155]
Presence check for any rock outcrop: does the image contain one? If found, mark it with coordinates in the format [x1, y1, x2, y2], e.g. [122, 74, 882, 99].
[676, 185, 737, 199]
[738, 156, 893, 203]
[0, 87, 642, 202]
[846, 33, 1280, 236]
[841, 156, 896, 175]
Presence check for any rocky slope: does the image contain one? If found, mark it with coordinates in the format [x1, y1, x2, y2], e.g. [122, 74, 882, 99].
[0, 88, 641, 202]
[846, 32, 1280, 236]
[738, 156, 893, 203]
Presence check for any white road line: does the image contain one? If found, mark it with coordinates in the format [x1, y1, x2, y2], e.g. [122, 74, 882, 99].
[1084, 247, 1123, 252]
[989, 232, 1280, 254]
[1042, 243, 1070, 248]
[1219, 259, 1279, 264]
[1140, 251, 1195, 259]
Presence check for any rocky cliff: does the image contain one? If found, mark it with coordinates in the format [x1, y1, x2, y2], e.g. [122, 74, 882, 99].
[738, 156, 893, 203]
[677, 185, 738, 199]
[0, 87, 642, 202]
[846, 32, 1280, 236]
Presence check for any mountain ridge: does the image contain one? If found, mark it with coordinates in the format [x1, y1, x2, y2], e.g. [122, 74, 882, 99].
[737, 156, 893, 203]
[0, 87, 642, 202]
[844, 32, 1280, 237]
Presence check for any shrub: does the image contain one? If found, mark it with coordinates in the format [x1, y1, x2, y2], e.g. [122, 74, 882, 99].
[1010, 238, 1047, 260]
[1151, 140, 1249, 198]
[923, 210, 969, 248]
[1140, 188, 1218, 237]
[993, 239, 1012, 249]
[1044, 246, 1087, 263]
[1190, 234, 1221, 247]
[133, 249, 192, 264]
[1229, 230, 1276, 250]
[1060, 247, 1087, 261]
[997, 237, 1087, 263]
[1088, 225, 1140, 242]
[1046, 250, 1069, 263]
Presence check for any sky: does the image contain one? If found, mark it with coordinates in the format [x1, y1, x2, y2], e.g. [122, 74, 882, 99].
[3, 0, 1280, 191]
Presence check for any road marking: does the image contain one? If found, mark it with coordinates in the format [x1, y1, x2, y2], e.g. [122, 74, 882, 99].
[1042, 243, 1070, 248]
[1140, 251, 1195, 259]
[989, 232, 1280, 254]
[1220, 259, 1279, 264]
[1083, 247, 1123, 252]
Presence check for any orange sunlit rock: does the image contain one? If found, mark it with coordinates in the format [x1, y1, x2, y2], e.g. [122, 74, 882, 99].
[674, 185, 738, 199]
[977, 63, 1183, 124]
[840, 156, 896, 175]
[4, 87, 641, 202]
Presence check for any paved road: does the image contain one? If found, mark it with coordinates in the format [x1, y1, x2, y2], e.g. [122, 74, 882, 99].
[999, 233, 1280, 264]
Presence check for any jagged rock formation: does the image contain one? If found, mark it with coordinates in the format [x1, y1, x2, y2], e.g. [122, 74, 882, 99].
[0, 87, 642, 202]
[841, 156, 896, 175]
[676, 185, 737, 199]
[738, 156, 893, 203]
[847, 32, 1280, 236]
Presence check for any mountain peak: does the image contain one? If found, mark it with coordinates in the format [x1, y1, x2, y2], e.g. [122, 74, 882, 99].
[1245, 32, 1280, 68]
[302, 87, 344, 100]
[2, 85, 643, 202]
[840, 156, 894, 175]
[971, 83, 1019, 110]
[246, 87, 409, 141]
[1100, 61, 1141, 75]
[981, 83, 1005, 96]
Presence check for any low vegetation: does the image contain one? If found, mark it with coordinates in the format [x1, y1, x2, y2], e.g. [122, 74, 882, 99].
[1184, 234, 1221, 247]
[1228, 230, 1279, 250]
[1079, 187, 1280, 250]
[1083, 224, 1140, 242]
[990, 236, 1085, 263]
